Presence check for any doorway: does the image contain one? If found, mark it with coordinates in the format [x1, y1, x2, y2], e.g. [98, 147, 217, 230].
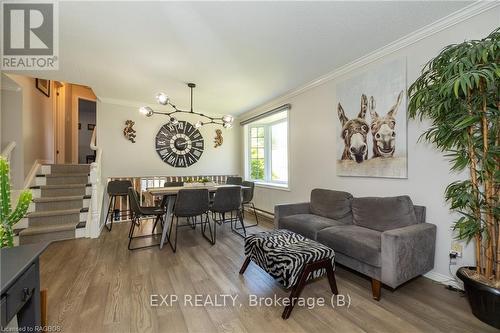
[78, 98, 96, 164]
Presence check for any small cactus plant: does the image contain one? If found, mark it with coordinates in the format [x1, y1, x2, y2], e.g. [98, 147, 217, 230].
[0, 156, 32, 248]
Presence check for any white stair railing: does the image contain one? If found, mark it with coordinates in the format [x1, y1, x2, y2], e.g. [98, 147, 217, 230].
[88, 128, 104, 238]
[1, 141, 16, 161]
[1, 142, 16, 185]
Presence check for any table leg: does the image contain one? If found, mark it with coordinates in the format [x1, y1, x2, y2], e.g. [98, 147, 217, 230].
[160, 196, 175, 249]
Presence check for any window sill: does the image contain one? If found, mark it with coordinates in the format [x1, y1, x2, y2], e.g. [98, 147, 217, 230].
[253, 181, 290, 191]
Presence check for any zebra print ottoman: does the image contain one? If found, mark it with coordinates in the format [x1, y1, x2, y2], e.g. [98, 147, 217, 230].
[240, 229, 338, 319]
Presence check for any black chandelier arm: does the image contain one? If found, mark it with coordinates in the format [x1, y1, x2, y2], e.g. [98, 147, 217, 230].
[152, 105, 224, 123]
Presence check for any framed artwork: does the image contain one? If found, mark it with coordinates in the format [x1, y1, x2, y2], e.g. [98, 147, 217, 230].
[35, 79, 50, 97]
[87, 124, 95, 131]
[335, 58, 407, 178]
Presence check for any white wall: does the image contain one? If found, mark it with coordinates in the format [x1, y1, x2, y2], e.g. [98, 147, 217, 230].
[238, 8, 499, 280]
[97, 101, 241, 179]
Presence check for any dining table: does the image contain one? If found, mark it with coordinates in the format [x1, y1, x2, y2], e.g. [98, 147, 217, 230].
[147, 184, 250, 249]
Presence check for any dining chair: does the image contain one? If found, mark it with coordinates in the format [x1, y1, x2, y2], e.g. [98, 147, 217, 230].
[168, 188, 211, 252]
[226, 176, 243, 185]
[127, 188, 165, 250]
[211, 186, 246, 238]
[241, 181, 259, 227]
[154, 181, 184, 233]
[105, 180, 133, 231]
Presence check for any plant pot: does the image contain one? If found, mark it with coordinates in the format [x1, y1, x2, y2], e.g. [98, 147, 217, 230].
[457, 267, 500, 329]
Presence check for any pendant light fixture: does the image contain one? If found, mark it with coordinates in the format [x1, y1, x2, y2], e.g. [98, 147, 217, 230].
[139, 83, 234, 128]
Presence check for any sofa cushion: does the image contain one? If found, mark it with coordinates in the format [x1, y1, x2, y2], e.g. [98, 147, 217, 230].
[317, 225, 382, 267]
[310, 189, 353, 223]
[279, 214, 344, 240]
[351, 196, 418, 232]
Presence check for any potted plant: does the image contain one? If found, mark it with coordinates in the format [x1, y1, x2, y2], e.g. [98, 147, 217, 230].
[408, 28, 499, 328]
[0, 156, 32, 248]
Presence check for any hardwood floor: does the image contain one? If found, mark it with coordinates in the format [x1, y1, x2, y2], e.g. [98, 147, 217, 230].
[39, 217, 497, 333]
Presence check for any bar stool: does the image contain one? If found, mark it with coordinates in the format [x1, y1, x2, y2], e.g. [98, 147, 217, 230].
[242, 181, 259, 227]
[211, 186, 246, 238]
[168, 189, 210, 252]
[105, 179, 133, 231]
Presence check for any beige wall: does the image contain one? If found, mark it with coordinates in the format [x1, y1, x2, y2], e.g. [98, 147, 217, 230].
[1, 74, 55, 186]
[71, 85, 96, 163]
[1, 75, 24, 189]
[238, 8, 499, 280]
[97, 100, 241, 179]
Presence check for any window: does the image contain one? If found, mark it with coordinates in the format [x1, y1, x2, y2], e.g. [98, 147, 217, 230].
[245, 109, 288, 187]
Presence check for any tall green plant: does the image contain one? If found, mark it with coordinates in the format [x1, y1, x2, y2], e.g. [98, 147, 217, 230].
[408, 28, 499, 282]
[0, 156, 32, 248]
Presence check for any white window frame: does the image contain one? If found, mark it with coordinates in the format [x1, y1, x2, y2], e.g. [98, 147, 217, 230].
[246, 113, 289, 189]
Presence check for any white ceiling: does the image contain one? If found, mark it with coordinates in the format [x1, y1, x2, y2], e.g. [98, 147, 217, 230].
[10, 1, 472, 115]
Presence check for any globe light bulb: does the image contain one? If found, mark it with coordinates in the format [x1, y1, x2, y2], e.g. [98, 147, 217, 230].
[195, 121, 203, 128]
[170, 117, 179, 125]
[222, 115, 234, 124]
[139, 106, 154, 117]
[223, 122, 232, 129]
[155, 92, 169, 105]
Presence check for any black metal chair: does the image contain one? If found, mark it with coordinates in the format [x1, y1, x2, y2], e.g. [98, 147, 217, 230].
[242, 181, 259, 227]
[153, 181, 184, 233]
[105, 180, 133, 231]
[127, 188, 165, 250]
[211, 186, 246, 238]
[168, 189, 211, 252]
[226, 176, 243, 185]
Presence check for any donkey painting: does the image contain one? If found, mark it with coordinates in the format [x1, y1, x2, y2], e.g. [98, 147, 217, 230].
[368, 91, 403, 158]
[337, 94, 370, 163]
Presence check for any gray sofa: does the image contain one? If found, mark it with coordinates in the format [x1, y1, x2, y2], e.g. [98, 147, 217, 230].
[274, 189, 436, 300]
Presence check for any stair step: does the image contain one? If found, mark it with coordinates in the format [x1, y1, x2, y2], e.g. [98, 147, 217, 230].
[42, 164, 91, 175]
[31, 184, 91, 197]
[31, 195, 91, 212]
[18, 223, 78, 245]
[27, 208, 83, 218]
[31, 184, 91, 189]
[33, 195, 90, 203]
[36, 173, 89, 186]
[19, 222, 77, 235]
[26, 208, 85, 227]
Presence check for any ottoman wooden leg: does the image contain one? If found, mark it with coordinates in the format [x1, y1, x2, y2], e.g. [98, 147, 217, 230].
[282, 259, 338, 320]
[239, 257, 251, 274]
[325, 261, 338, 294]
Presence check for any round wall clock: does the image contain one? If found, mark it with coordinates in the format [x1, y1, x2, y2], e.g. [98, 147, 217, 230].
[155, 120, 204, 167]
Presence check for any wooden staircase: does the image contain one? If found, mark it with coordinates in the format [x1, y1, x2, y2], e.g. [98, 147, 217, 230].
[18, 164, 91, 245]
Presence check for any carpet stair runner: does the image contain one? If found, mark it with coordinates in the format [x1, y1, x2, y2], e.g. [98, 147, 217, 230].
[18, 164, 91, 245]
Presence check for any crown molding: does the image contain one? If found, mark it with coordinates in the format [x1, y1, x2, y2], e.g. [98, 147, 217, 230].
[239, 1, 499, 119]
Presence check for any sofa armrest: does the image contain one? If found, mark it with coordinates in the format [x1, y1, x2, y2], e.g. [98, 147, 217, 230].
[381, 223, 436, 288]
[274, 202, 310, 229]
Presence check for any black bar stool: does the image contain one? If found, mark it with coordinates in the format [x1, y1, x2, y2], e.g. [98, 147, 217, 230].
[105, 180, 133, 231]
[128, 188, 166, 250]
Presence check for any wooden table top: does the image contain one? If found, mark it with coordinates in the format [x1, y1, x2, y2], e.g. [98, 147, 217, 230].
[147, 184, 250, 196]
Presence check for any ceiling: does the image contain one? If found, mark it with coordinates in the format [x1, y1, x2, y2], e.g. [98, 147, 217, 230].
[9, 1, 472, 115]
